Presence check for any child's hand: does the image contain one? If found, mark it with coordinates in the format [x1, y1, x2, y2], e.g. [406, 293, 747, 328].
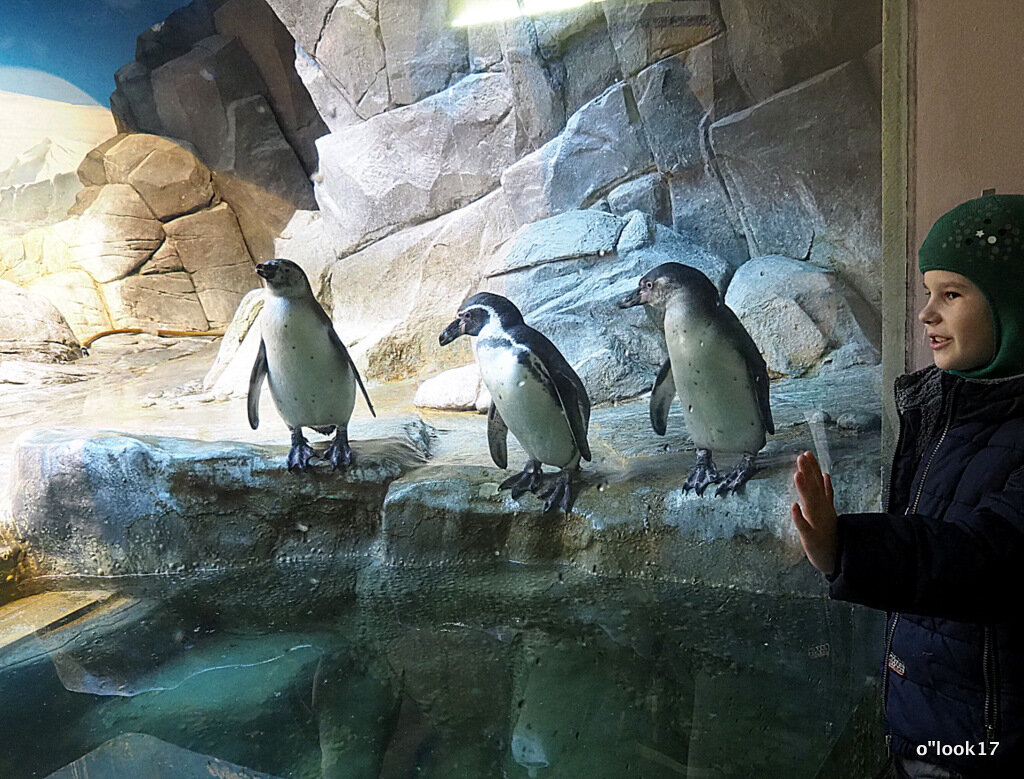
[791, 451, 838, 576]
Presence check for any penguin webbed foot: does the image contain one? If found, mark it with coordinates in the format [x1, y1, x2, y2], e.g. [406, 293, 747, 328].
[715, 453, 757, 497]
[287, 429, 317, 472]
[537, 470, 576, 515]
[499, 460, 544, 499]
[324, 429, 352, 470]
[683, 449, 721, 496]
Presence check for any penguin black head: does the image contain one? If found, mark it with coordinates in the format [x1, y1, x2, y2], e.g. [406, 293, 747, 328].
[439, 292, 525, 345]
[256, 259, 313, 299]
[617, 262, 719, 312]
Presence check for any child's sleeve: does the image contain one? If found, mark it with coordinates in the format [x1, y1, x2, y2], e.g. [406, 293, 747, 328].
[828, 465, 1024, 621]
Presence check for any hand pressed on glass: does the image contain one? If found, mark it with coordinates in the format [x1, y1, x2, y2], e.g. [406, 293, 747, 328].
[791, 451, 838, 576]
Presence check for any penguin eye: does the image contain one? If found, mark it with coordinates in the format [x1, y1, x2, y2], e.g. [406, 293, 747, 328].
[645, 280, 654, 289]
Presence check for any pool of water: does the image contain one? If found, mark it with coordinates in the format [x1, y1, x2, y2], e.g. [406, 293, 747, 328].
[0, 559, 884, 778]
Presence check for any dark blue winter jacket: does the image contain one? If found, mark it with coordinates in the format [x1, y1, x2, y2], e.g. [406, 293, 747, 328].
[829, 365, 1024, 775]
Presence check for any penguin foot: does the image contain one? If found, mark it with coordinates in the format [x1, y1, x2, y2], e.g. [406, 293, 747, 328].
[538, 471, 575, 515]
[287, 429, 317, 472]
[499, 461, 544, 499]
[325, 430, 352, 470]
[715, 454, 757, 497]
[683, 449, 721, 495]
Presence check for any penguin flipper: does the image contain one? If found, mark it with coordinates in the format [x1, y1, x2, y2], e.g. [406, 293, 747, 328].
[487, 403, 509, 469]
[325, 324, 377, 418]
[550, 366, 592, 462]
[650, 359, 675, 436]
[753, 371, 774, 435]
[721, 308, 775, 435]
[248, 338, 268, 430]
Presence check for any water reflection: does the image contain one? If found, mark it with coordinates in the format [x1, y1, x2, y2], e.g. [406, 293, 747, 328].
[0, 561, 882, 777]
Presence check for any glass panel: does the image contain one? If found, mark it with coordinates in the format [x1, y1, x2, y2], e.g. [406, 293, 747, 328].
[1, 0, 884, 776]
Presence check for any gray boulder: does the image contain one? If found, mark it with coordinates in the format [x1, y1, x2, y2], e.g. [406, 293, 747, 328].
[501, 82, 654, 226]
[262, 0, 335, 59]
[633, 40, 748, 266]
[499, 17, 567, 152]
[150, 35, 267, 169]
[115, 0, 326, 179]
[315, 73, 518, 256]
[607, 172, 672, 225]
[725, 255, 880, 377]
[309, 0, 391, 118]
[603, 0, 722, 78]
[379, 0, 469, 106]
[546, 9, 622, 117]
[213, 0, 328, 174]
[0, 280, 82, 363]
[111, 62, 162, 135]
[710, 61, 882, 309]
[134, 0, 222, 70]
[330, 190, 517, 381]
[202, 287, 265, 397]
[485, 209, 731, 402]
[211, 93, 318, 262]
[292, 44, 364, 135]
[718, 0, 881, 103]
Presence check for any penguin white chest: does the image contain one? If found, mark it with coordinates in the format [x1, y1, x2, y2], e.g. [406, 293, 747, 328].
[261, 298, 356, 429]
[476, 339, 577, 468]
[664, 311, 765, 453]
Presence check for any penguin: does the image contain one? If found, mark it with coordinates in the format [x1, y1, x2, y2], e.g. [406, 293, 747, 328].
[248, 259, 375, 471]
[617, 262, 773, 495]
[438, 293, 591, 513]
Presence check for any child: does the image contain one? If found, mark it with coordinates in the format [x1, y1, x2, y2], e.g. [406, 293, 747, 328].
[792, 194, 1024, 778]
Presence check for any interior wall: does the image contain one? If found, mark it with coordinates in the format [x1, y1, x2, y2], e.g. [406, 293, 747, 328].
[909, 0, 1024, 370]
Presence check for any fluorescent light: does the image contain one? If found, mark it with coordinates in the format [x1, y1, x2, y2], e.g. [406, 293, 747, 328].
[452, 0, 607, 27]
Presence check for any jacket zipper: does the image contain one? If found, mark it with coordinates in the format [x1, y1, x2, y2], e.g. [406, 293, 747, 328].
[983, 626, 1000, 740]
[881, 379, 960, 750]
[882, 610, 901, 753]
[908, 380, 959, 515]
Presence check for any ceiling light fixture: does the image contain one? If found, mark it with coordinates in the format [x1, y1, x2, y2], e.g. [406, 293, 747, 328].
[451, 0, 608, 27]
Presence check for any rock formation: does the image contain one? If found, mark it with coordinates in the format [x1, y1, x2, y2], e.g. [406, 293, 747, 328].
[2, 134, 256, 337]
[110, 0, 326, 262]
[212, 0, 881, 400]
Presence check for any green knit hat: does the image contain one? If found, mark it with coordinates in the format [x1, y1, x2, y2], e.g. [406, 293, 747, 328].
[918, 194, 1024, 379]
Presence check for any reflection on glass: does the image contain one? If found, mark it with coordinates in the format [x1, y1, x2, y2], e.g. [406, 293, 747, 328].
[0, 0, 884, 776]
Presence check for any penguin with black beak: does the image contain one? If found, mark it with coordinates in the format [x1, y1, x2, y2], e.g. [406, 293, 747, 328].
[248, 259, 375, 471]
[439, 293, 591, 513]
[618, 262, 773, 495]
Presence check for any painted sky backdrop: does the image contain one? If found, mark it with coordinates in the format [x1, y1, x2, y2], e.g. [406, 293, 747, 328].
[0, 0, 186, 105]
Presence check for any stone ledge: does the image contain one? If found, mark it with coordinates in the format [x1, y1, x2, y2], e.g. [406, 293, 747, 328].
[6, 428, 428, 581]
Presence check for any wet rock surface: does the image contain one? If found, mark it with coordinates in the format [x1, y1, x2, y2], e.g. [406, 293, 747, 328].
[2, 329, 880, 591]
[0, 335, 884, 778]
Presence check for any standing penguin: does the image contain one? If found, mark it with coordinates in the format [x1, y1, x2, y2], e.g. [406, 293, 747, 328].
[439, 293, 591, 513]
[617, 262, 773, 495]
[248, 259, 375, 471]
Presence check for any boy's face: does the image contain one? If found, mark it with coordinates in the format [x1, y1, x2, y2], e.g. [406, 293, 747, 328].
[918, 270, 995, 372]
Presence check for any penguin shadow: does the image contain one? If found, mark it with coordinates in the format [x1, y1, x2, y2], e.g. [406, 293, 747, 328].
[284, 435, 430, 475]
[587, 447, 797, 497]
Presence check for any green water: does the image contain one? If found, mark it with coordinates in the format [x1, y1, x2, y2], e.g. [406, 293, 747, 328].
[0, 561, 884, 778]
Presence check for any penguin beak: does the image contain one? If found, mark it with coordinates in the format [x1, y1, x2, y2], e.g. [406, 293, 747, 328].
[617, 287, 643, 309]
[439, 318, 463, 346]
[256, 263, 275, 281]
